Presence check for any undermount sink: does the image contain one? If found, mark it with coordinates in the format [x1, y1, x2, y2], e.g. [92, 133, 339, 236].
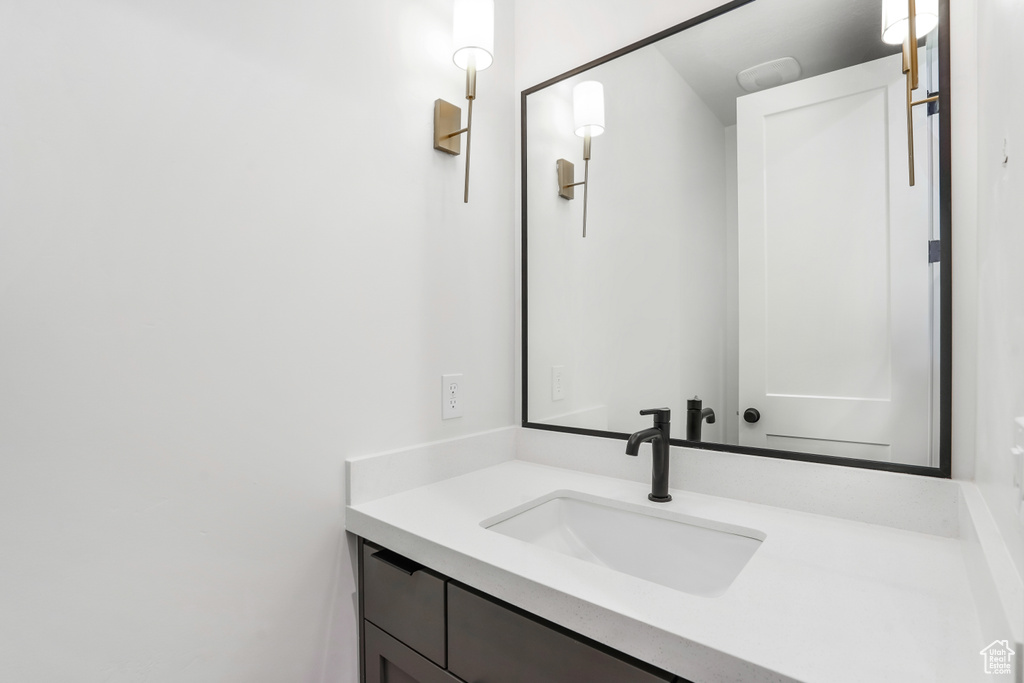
[482, 491, 764, 597]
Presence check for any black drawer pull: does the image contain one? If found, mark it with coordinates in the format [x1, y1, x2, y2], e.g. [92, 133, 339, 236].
[371, 548, 423, 575]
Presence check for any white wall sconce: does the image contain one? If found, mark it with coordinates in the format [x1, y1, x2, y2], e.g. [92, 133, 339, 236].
[881, 0, 938, 46]
[882, 0, 940, 186]
[556, 81, 605, 238]
[433, 0, 494, 204]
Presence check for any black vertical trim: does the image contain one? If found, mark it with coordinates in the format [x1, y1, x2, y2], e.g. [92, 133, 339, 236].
[521, 89, 530, 427]
[938, 0, 952, 479]
[358, 536, 366, 683]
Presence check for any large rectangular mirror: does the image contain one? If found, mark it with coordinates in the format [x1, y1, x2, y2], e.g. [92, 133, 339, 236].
[522, 0, 951, 476]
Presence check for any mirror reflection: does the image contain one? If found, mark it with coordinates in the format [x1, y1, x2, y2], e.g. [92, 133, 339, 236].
[524, 0, 945, 468]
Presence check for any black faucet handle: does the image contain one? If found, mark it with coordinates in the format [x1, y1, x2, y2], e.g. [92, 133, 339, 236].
[639, 407, 671, 423]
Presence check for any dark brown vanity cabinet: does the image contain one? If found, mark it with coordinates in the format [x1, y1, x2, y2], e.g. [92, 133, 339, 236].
[361, 542, 447, 668]
[359, 539, 685, 683]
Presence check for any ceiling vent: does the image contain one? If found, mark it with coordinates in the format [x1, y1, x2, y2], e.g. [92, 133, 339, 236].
[737, 57, 802, 93]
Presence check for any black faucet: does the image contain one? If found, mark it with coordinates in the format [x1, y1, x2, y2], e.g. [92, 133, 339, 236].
[685, 396, 716, 442]
[625, 408, 673, 502]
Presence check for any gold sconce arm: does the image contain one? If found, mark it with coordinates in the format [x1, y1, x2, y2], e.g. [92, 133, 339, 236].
[555, 134, 593, 238]
[901, 0, 941, 186]
[433, 61, 479, 203]
[905, 0, 919, 90]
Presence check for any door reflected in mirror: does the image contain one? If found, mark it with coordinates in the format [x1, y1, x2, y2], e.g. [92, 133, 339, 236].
[522, 0, 950, 473]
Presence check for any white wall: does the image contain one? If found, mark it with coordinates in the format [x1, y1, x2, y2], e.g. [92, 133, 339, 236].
[973, 0, 1024, 580]
[523, 76, 613, 430]
[601, 51, 727, 439]
[0, 1, 515, 681]
[525, 47, 727, 440]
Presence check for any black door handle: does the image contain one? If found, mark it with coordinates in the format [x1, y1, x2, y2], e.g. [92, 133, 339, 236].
[743, 408, 761, 423]
[371, 548, 422, 575]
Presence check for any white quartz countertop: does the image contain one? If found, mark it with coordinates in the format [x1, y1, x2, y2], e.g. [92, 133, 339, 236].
[346, 460, 986, 683]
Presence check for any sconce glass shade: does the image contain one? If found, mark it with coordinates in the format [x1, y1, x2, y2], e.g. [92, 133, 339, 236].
[453, 0, 494, 71]
[572, 81, 605, 138]
[881, 0, 939, 45]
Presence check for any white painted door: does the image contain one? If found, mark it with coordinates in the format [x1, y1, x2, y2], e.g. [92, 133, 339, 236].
[736, 52, 933, 465]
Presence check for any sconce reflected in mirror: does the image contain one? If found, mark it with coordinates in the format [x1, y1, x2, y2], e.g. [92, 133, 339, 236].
[881, 0, 938, 45]
[433, 0, 494, 203]
[882, 0, 940, 186]
[556, 81, 605, 238]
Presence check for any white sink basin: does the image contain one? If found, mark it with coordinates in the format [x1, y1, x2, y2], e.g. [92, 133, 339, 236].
[482, 491, 764, 597]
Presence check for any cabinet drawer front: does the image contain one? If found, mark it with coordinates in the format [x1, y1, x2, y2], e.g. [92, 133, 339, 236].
[447, 583, 674, 683]
[365, 622, 462, 683]
[362, 542, 447, 667]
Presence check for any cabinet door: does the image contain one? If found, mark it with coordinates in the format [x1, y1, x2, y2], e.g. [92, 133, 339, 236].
[448, 583, 674, 683]
[364, 622, 461, 683]
[736, 50, 933, 464]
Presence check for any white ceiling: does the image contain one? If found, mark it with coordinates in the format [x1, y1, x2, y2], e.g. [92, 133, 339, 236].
[655, 0, 905, 126]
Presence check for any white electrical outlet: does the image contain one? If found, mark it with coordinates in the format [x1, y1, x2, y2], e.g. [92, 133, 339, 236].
[442, 374, 463, 419]
[552, 365, 565, 401]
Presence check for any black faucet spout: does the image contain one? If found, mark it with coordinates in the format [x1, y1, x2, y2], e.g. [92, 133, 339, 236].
[625, 427, 661, 456]
[686, 397, 716, 442]
[625, 408, 673, 502]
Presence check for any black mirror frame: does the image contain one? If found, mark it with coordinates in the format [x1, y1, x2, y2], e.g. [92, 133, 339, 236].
[520, 0, 952, 479]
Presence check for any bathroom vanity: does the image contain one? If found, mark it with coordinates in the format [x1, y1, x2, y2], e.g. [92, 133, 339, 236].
[346, 450, 985, 683]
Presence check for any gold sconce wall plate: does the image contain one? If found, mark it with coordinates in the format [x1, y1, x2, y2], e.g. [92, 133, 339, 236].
[556, 159, 575, 199]
[434, 99, 463, 156]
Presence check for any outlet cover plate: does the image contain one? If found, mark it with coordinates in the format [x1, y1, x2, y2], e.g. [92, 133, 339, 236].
[552, 365, 565, 401]
[443, 374, 463, 419]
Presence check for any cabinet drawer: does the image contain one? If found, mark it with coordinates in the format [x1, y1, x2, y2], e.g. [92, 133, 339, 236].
[448, 583, 675, 683]
[364, 622, 461, 683]
[362, 542, 447, 667]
